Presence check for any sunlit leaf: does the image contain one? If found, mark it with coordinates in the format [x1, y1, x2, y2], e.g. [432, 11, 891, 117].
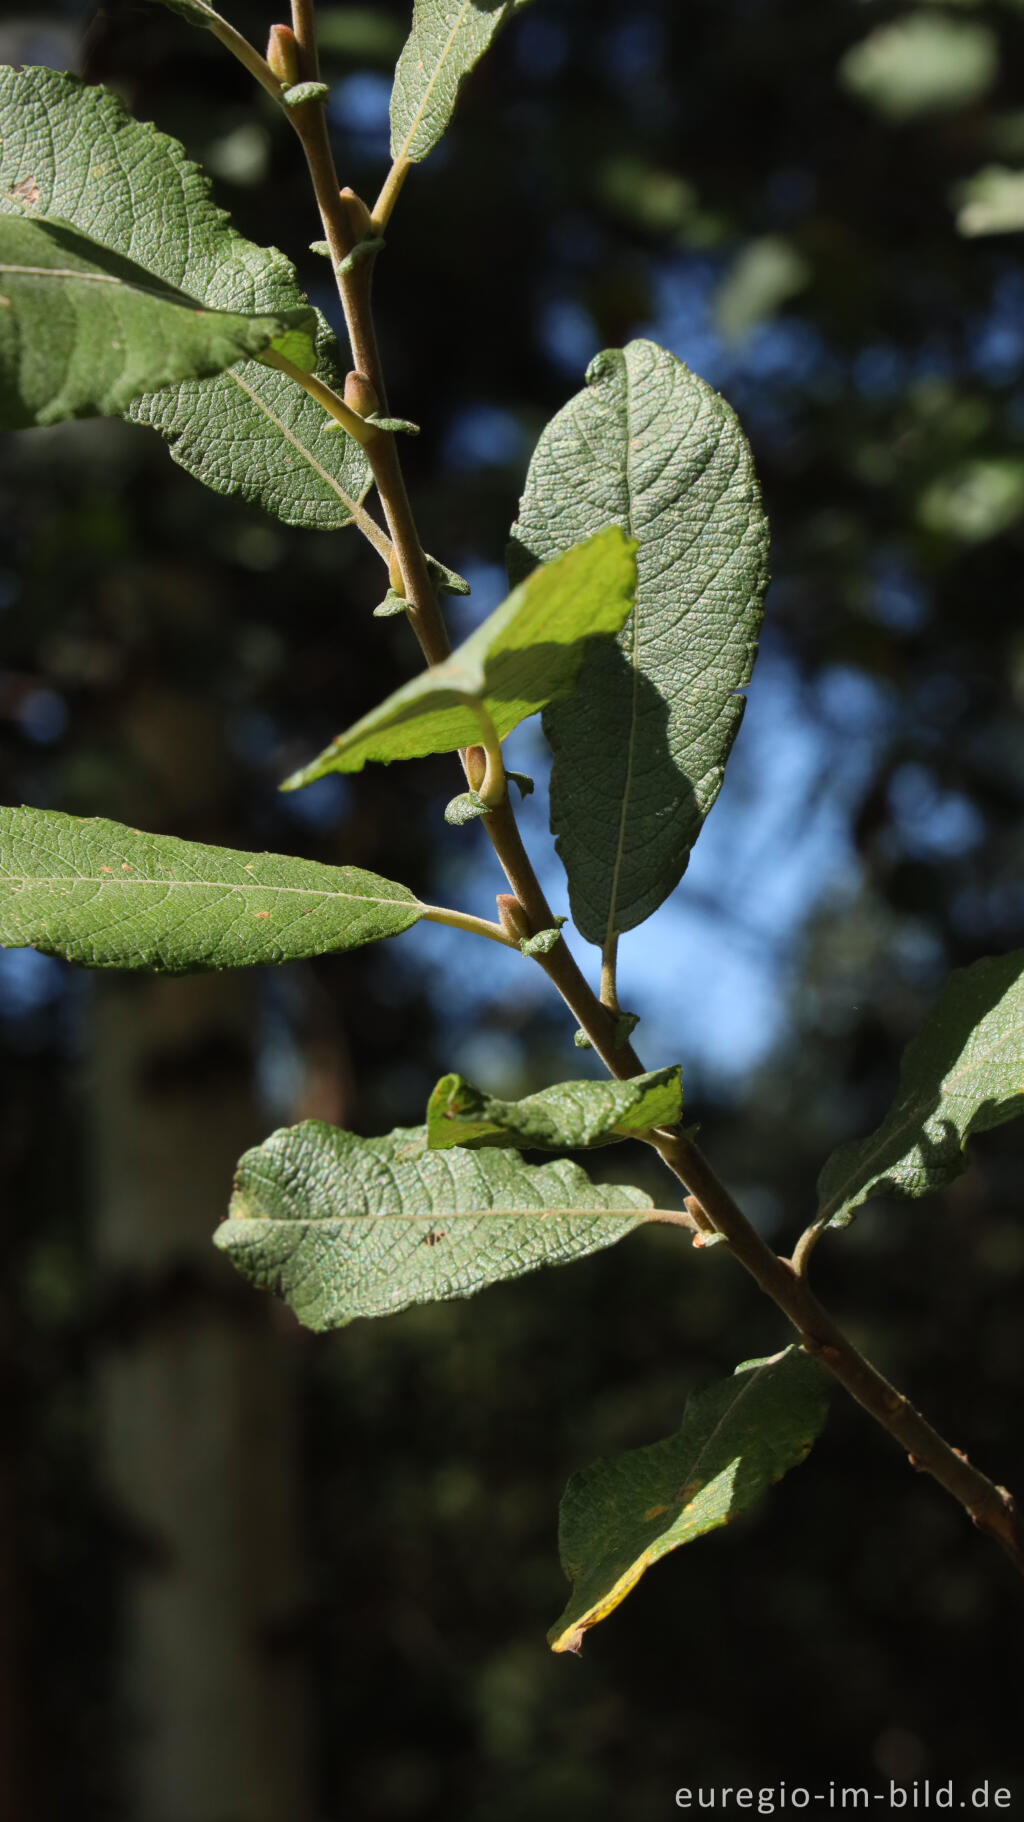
[549, 1348, 828, 1654]
[509, 340, 768, 945]
[216, 1122, 654, 1329]
[0, 808, 422, 973]
[0, 65, 372, 528]
[390, 0, 537, 164]
[425, 1066, 682, 1151]
[0, 214, 314, 427]
[816, 952, 1024, 1231]
[283, 527, 636, 789]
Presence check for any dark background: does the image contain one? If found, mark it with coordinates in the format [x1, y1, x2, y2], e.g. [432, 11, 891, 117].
[2, 1, 1024, 1817]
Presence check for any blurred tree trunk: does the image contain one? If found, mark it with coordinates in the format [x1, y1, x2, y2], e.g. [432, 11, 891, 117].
[90, 972, 312, 1822]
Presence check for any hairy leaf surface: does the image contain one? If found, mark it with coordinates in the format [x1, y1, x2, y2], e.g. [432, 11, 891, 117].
[390, 0, 536, 163]
[0, 65, 372, 528]
[549, 1348, 828, 1654]
[0, 808, 421, 973]
[816, 951, 1024, 1230]
[217, 1122, 653, 1329]
[509, 339, 769, 945]
[284, 527, 636, 788]
[426, 1066, 682, 1151]
[0, 214, 314, 427]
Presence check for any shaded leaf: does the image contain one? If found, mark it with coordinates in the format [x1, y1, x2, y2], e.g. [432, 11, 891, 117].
[0, 807, 421, 974]
[816, 951, 1024, 1231]
[425, 1065, 682, 1152]
[216, 1122, 654, 1330]
[390, 0, 536, 164]
[0, 66, 372, 529]
[549, 1347, 828, 1654]
[283, 527, 636, 789]
[509, 340, 769, 945]
[0, 214, 315, 428]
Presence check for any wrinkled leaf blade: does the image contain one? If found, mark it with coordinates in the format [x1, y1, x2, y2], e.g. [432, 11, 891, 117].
[426, 1065, 682, 1151]
[0, 65, 372, 529]
[390, 0, 536, 164]
[0, 807, 422, 973]
[509, 339, 769, 945]
[284, 526, 636, 789]
[216, 1122, 654, 1330]
[816, 951, 1024, 1231]
[549, 1347, 828, 1654]
[0, 214, 315, 427]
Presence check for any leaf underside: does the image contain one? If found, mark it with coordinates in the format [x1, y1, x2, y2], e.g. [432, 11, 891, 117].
[0, 807, 421, 974]
[0, 213, 315, 427]
[549, 1347, 828, 1654]
[815, 950, 1024, 1231]
[0, 65, 372, 529]
[425, 1065, 683, 1151]
[390, 0, 537, 164]
[217, 1121, 653, 1330]
[284, 527, 637, 789]
[509, 339, 770, 946]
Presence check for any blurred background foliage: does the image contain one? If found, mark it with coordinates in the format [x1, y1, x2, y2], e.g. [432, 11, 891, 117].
[2, 0, 1024, 1816]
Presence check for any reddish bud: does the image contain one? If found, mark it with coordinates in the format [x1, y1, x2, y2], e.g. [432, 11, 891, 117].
[338, 186, 373, 244]
[465, 746, 487, 791]
[496, 895, 531, 945]
[344, 369, 380, 419]
[266, 24, 301, 86]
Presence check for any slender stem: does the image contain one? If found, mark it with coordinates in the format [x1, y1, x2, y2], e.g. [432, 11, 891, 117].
[289, 0, 321, 78]
[372, 156, 412, 233]
[420, 905, 518, 948]
[648, 1127, 1024, 1573]
[261, 350, 378, 445]
[207, 13, 283, 102]
[280, 0, 1024, 1583]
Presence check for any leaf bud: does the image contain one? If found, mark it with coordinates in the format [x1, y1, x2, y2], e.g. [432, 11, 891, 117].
[388, 550, 406, 597]
[496, 895, 532, 946]
[344, 369, 380, 419]
[266, 24, 301, 86]
[338, 186, 374, 245]
[465, 745, 487, 791]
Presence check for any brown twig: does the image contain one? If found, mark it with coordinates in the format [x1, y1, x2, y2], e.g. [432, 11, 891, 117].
[280, 0, 1024, 1582]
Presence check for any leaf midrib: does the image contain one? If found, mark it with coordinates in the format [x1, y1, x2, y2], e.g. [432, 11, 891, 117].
[5, 872, 418, 909]
[232, 1204, 657, 1225]
[603, 361, 640, 951]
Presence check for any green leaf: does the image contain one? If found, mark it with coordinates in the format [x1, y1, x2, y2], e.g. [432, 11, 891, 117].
[283, 526, 637, 789]
[549, 1347, 828, 1654]
[444, 790, 490, 825]
[425, 1065, 682, 1152]
[390, 0, 537, 165]
[815, 952, 1024, 1232]
[0, 66, 372, 530]
[520, 924, 564, 957]
[0, 807, 422, 974]
[509, 340, 769, 946]
[216, 1122, 654, 1330]
[0, 214, 315, 428]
